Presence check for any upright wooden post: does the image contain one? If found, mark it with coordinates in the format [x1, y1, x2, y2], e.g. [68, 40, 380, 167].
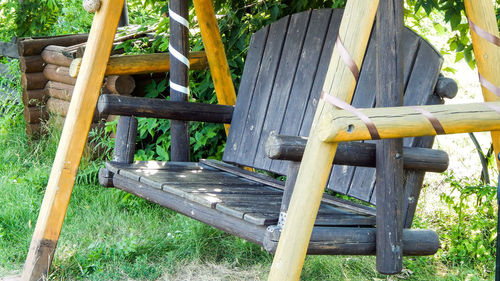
[464, 0, 500, 169]
[21, 0, 124, 280]
[118, 0, 129, 27]
[169, 0, 190, 161]
[375, 0, 404, 274]
[193, 0, 237, 134]
[267, 1, 379, 280]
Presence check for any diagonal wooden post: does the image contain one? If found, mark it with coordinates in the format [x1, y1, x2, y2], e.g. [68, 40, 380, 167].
[21, 1, 124, 280]
[267, 1, 379, 280]
[193, 0, 237, 134]
[464, 0, 500, 169]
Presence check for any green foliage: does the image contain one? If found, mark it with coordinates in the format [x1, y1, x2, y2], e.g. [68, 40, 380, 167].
[436, 172, 496, 276]
[405, 0, 500, 69]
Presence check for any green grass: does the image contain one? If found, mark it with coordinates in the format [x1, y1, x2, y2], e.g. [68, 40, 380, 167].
[0, 103, 495, 280]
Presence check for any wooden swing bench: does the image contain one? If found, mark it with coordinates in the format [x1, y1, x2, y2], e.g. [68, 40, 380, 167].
[98, 9, 457, 257]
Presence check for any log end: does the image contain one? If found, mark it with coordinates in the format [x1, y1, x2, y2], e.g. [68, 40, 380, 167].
[435, 75, 458, 99]
[69, 58, 82, 78]
[83, 0, 100, 13]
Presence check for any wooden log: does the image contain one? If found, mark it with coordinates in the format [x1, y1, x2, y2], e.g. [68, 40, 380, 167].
[22, 89, 47, 106]
[21, 1, 123, 279]
[97, 94, 233, 123]
[102, 75, 135, 95]
[69, 52, 207, 77]
[19, 55, 45, 73]
[268, 2, 379, 280]
[464, 0, 500, 169]
[193, 0, 237, 134]
[263, 228, 440, 256]
[46, 98, 104, 122]
[23, 106, 48, 124]
[375, 1, 404, 274]
[45, 81, 74, 101]
[26, 123, 43, 137]
[113, 116, 137, 163]
[319, 101, 500, 143]
[41, 45, 73, 67]
[43, 64, 76, 85]
[265, 135, 448, 172]
[17, 34, 89, 57]
[21, 72, 47, 90]
[169, 0, 190, 162]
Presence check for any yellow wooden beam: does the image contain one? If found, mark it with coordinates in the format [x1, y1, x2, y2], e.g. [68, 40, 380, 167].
[21, 1, 124, 280]
[464, 0, 500, 168]
[69, 51, 208, 77]
[318, 101, 500, 142]
[193, 0, 236, 134]
[267, 1, 379, 280]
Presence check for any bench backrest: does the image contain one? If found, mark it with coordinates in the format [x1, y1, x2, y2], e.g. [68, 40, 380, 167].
[223, 8, 443, 204]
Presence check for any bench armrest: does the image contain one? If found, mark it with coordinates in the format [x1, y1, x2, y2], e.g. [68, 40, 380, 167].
[265, 134, 448, 173]
[98, 94, 233, 124]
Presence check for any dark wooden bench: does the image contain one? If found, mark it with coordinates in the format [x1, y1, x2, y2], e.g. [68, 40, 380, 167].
[98, 8, 456, 261]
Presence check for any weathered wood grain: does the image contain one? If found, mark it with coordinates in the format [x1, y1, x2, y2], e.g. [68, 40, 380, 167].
[97, 94, 233, 123]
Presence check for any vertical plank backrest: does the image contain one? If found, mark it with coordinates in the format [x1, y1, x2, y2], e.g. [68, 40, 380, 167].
[223, 26, 269, 160]
[223, 9, 443, 205]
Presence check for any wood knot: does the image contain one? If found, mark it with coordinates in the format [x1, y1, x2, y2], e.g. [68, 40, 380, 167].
[83, 0, 101, 13]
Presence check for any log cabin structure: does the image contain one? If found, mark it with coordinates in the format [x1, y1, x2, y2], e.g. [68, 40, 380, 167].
[18, 0, 500, 281]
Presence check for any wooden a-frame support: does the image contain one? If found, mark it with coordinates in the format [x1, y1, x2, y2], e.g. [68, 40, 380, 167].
[269, 0, 500, 280]
[20, 0, 236, 280]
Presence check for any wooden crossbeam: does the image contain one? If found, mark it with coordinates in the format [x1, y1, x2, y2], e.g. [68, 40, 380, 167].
[21, 1, 124, 280]
[267, 1, 379, 280]
[318, 101, 500, 143]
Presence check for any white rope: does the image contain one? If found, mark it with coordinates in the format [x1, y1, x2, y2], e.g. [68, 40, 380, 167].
[169, 43, 190, 67]
[170, 80, 189, 95]
[169, 8, 189, 28]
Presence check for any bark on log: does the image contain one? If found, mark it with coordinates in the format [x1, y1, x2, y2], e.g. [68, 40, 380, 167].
[41, 45, 73, 67]
[43, 64, 76, 85]
[102, 75, 135, 95]
[22, 89, 47, 106]
[45, 81, 74, 101]
[21, 72, 47, 90]
[46, 98, 105, 122]
[17, 34, 89, 56]
[24, 106, 48, 124]
[19, 56, 45, 73]
[69, 52, 207, 77]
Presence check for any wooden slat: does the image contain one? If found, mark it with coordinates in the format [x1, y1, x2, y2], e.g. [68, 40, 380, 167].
[234, 16, 291, 167]
[223, 26, 269, 162]
[272, 9, 337, 174]
[252, 11, 311, 169]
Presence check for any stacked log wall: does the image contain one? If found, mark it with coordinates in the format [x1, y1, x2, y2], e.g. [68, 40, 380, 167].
[18, 35, 88, 136]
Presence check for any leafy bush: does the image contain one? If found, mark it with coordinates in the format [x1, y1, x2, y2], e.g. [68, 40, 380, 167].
[436, 172, 496, 276]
